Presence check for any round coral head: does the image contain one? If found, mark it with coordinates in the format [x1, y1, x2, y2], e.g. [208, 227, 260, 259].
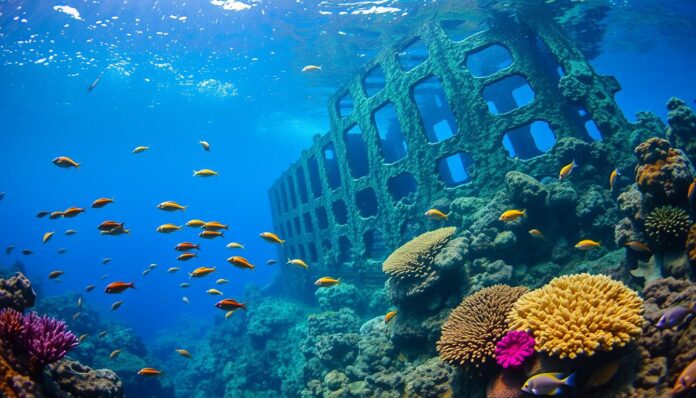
[495, 330, 535, 369]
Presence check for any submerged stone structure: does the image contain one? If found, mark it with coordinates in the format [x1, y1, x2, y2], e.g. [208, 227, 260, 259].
[268, 12, 645, 283]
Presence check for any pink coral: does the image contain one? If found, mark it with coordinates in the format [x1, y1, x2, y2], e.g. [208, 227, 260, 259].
[495, 330, 535, 369]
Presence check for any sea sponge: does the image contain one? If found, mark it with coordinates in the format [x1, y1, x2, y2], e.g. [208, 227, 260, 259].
[686, 224, 696, 264]
[382, 227, 456, 279]
[495, 331, 535, 369]
[644, 206, 690, 250]
[634, 137, 693, 200]
[436, 285, 528, 368]
[508, 274, 644, 359]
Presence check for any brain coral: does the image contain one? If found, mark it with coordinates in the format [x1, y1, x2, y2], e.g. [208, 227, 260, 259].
[436, 285, 528, 368]
[634, 137, 693, 200]
[644, 206, 690, 250]
[508, 273, 644, 359]
[382, 227, 456, 279]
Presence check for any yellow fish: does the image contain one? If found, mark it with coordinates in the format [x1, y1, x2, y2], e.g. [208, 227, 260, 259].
[206, 289, 223, 295]
[499, 209, 526, 222]
[199, 140, 210, 151]
[43, 231, 55, 244]
[226, 242, 244, 249]
[175, 348, 192, 358]
[575, 239, 601, 250]
[314, 277, 340, 287]
[216, 278, 229, 285]
[168, 267, 180, 273]
[52, 156, 80, 168]
[424, 209, 448, 220]
[301, 65, 322, 72]
[689, 178, 696, 204]
[157, 201, 187, 212]
[109, 349, 122, 359]
[132, 146, 149, 154]
[186, 219, 206, 227]
[528, 229, 544, 239]
[189, 266, 216, 278]
[609, 168, 621, 191]
[559, 160, 577, 180]
[225, 310, 236, 319]
[288, 258, 308, 270]
[193, 169, 218, 177]
[156, 224, 182, 233]
[202, 221, 228, 230]
[260, 232, 285, 245]
[385, 310, 397, 323]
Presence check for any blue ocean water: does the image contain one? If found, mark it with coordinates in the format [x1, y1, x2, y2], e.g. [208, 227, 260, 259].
[0, 0, 695, 392]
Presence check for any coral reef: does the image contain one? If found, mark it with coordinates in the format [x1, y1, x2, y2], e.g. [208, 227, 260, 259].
[0, 272, 35, 312]
[494, 331, 535, 369]
[508, 273, 644, 359]
[666, 97, 696, 161]
[47, 359, 123, 398]
[634, 137, 693, 204]
[644, 206, 690, 250]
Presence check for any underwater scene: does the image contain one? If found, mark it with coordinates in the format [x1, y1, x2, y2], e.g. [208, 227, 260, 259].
[1, 0, 696, 397]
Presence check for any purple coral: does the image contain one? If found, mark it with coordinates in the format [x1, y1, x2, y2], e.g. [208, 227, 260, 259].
[495, 330, 535, 369]
[21, 312, 79, 367]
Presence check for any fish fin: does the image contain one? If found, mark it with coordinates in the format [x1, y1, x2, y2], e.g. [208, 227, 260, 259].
[129, 282, 136, 289]
[280, 239, 285, 246]
[337, 278, 341, 284]
[548, 387, 562, 396]
[616, 168, 621, 176]
[522, 209, 527, 217]
[572, 159, 577, 167]
[76, 163, 81, 168]
[563, 372, 576, 387]
[183, 206, 187, 212]
[193, 170, 197, 176]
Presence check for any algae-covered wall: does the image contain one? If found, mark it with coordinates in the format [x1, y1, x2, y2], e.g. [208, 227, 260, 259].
[268, 12, 638, 284]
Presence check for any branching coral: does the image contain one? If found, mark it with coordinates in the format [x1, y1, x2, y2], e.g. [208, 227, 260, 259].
[382, 227, 456, 279]
[644, 206, 690, 250]
[508, 274, 644, 359]
[20, 312, 79, 368]
[494, 331, 535, 369]
[634, 137, 693, 200]
[0, 308, 25, 343]
[436, 285, 528, 368]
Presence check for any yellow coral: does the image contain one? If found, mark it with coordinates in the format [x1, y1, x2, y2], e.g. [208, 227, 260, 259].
[507, 273, 644, 359]
[436, 285, 528, 368]
[382, 227, 456, 279]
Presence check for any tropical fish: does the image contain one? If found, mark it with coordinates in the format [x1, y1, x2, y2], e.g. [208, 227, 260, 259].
[72, 312, 81, 320]
[132, 146, 149, 153]
[199, 230, 223, 239]
[673, 358, 696, 395]
[101, 226, 130, 236]
[49, 211, 64, 219]
[5, 245, 14, 254]
[202, 221, 228, 230]
[98, 331, 108, 338]
[301, 65, 321, 72]
[168, 267, 180, 273]
[228, 256, 254, 270]
[78, 334, 89, 344]
[656, 304, 695, 329]
[65, 229, 78, 235]
[62, 207, 85, 218]
[91, 197, 114, 208]
[48, 270, 64, 279]
[98, 221, 125, 231]
[85, 284, 96, 292]
[157, 201, 187, 212]
[101, 257, 112, 264]
[314, 277, 340, 287]
[226, 242, 244, 249]
[42, 231, 54, 244]
[87, 70, 104, 92]
[260, 232, 285, 245]
[225, 310, 236, 319]
[585, 361, 620, 389]
[575, 239, 601, 250]
[52, 156, 80, 168]
[104, 281, 135, 293]
[215, 298, 247, 311]
[22, 249, 33, 255]
[216, 278, 228, 285]
[111, 301, 124, 311]
[688, 178, 696, 204]
[559, 160, 577, 180]
[177, 253, 198, 261]
[522, 372, 576, 396]
[77, 297, 82, 309]
[101, 274, 109, 280]
[175, 348, 192, 358]
[142, 269, 151, 276]
[499, 209, 526, 222]
[193, 169, 218, 177]
[185, 219, 206, 228]
[182, 296, 189, 304]
[528, 229, 545, 239]
[137, 368, 162, 376]
[288, 259, 308, 269]
[609, 168, 621, 191]
[206, 289, 223, 295]
[199, 140, 210, 151]
[624, 241, 651, 253]
[36, 211, 50, 218]
[148, 263, 156, 270]
[180, 283, 191, 288]
[109, 349, 121, 359]
[266, 259, 278, 265]
[156, 224, 182, 233]
[189, 267, 216, 277]
[385, 310, 397, 323]
[424, 209, 448, 220]
[175, 242, 200, 251]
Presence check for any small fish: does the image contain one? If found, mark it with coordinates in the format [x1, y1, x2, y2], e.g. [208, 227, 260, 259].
[656, 304, 695, 329]
[42, 231, 55, 244]
[137, 368, 162, 376]
[193, 169, 218, 177]
[180, 283, 191, 288]
[215, 298, 247, 311]
[104, 281, 135, 293]
[575, 239, 601, 251]
[101, 274, 109, 280]
[65, 229, 78, 235]
[189, 266, 216, 277]
[225, 310, 236, 319]
[49, 211, 64, 219]
[72, 312, 81, 320]
[609, 168, 621, 191]
[157, 201, 187, 212]
[142, 269, 151, 276]
[266, 259, 278, 265]
[226, 242, 244, 249]
[424, 209, 448, 220]
[78, 334, 89, 344]
[301, 65, 322, 72]
[36, 211, 50, 218]
[48, 270, 64, 279]
[206, 289, 223, 295]
[85, 284, 96, 292]
[499, 209, 526, 222]
[228, 256, 254, 270]
[6, 245, 14, 254]
[149, 263, 157, 270]
[522, 372, 576, 396]
[22, 249, 33, 255]
[288, 259, 308, 269]
[175, 348, 192, 358]
[586, 361, 620, 389]
[260, 232, 285, 245]
[111, 301, 124, 311]
[98, 331, 108, 338]
[182, 296, 189, 304]
[91, 197, 114, 208]
[315, 277, 340, 287]
[87, 70, 104, 92]
[102, 257, 112, 264]
[98, 221, 125, 231]
[175, 242, 200, 251]
[385, 310, 397, 323]
[52, 156, 80, 168]
[109, 349, 122, 359]
[689, 178, 696, 204]
[157, 224, 183, 233]
[559, 160, 577, 180]
[62, 207, 85, 218]
[624, 241, 651, 253]
[57, 248, 67, 254]
[185, 219, 206, 228]
[528, 229, 545, 239]
[177, 253, 198, 261]
[77, 296, 82, 308]
[199, 140, 210, 151]
[216, 278, 228, 285]
[673, 358, 696, 395]
[199, 230, 223, 239]
[132, 146, 149, 153]
[202, 221, 228, 230]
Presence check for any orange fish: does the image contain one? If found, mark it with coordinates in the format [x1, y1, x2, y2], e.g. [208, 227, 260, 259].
[42, 231, 55, 244]
[52, 156, 80, 168]
[174, 242, 200, 251]
[528, 229, 544, 239]
[157, 201, 187, 212]
[215, 298, 247, 311]
[62, 207, 85, 218]
[202, 221, 228, 231]
[156, 224, 182, 233]
[609, 169, 621, 191]
[625, 241, 651, 253]
[199, 230, 223, 239]
[689, 178, 696, 204]
[259, 232, 285, 245]
[98, 221, 125, 231]
[49, 211, 64, 219]
[385, 310, 397, 323]
[559, 160, 577, 180]
[227, 256, 254, 270]
[104, 281, 135, 294]
[499, 209, 526, 222]
[189, 266, 216, 277]
[137, 368, 162, 376]
[424, 209, 448, 220]
[673, 358, 696, 395]
[314, 277, 340, 287]
[575, 239, 601, 250]
[91, 197, 114, 208]
[177, 253, 198, 261]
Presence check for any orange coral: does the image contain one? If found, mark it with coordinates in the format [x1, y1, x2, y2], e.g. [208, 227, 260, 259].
[634, 137, 693, 199]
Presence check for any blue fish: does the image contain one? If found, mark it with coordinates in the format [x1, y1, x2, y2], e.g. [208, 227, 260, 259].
[656, 304, 695, 329]
[522, 372, 576, 396]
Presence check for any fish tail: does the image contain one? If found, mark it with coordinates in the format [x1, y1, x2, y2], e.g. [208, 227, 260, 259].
[280, 239, 285, 246]
[521, 209, 527, 217]
[193, 170, 197, 176]
[563, 372, 576, 387]
[182, 206, 187, 212]
[76, 163, 81, 168]
[287, 258, 291, 264]
[241, 304, 247, 311]
[129, 282, 136, 289]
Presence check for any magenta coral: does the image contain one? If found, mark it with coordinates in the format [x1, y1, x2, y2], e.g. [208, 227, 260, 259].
[21, 312, 79, 367]
[495, 330, 535, 369]
[0, 308, 25, 342]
